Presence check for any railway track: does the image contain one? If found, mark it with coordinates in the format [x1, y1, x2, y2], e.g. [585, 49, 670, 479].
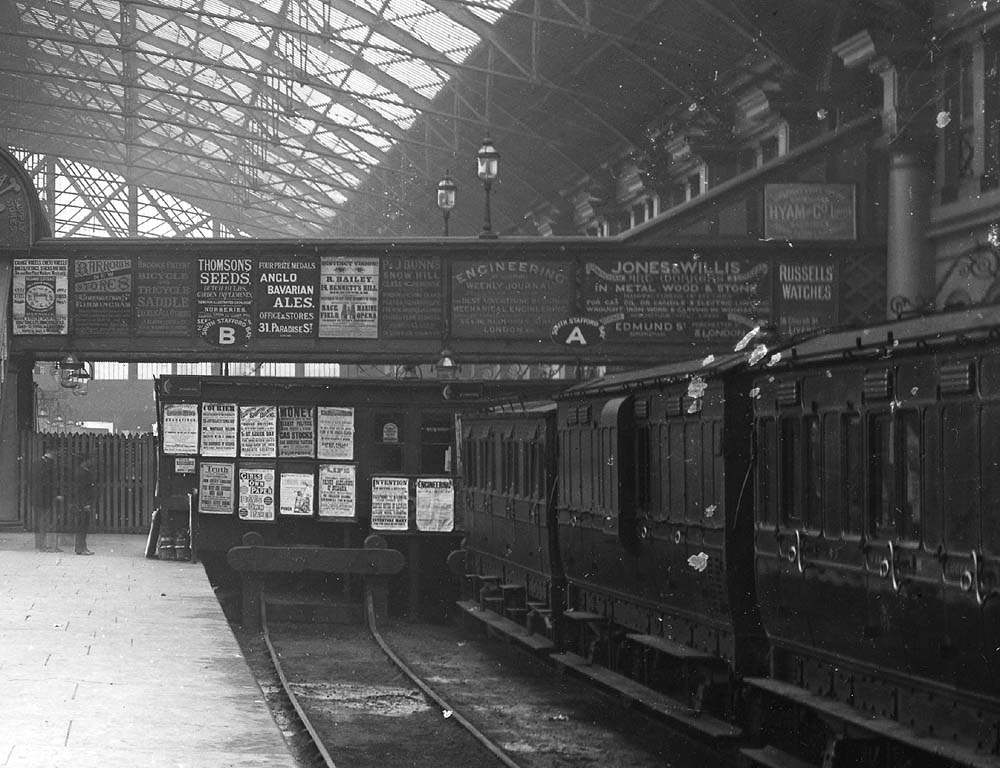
[250, 587, 712, 768]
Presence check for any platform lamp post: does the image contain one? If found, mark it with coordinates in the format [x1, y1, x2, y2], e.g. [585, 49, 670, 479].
[476, 137, 500, 239]
[436, 172, 457, 236]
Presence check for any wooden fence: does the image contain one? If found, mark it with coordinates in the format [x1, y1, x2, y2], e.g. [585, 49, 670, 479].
[19, 432, 157, 534]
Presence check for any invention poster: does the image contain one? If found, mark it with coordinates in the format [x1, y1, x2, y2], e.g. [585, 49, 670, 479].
[317, 464, 356, 519]
[415, 478, 454, 532]
[371, 476, 409, 531]
[238, 466, 275, 521]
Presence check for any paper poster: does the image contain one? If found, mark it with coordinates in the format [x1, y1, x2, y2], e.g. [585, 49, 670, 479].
[318, 464, 356, 519]
[254, 257, 318, 337]
[278, 405, 315, 457]
[13, 259, 69, 335]
[319, 256, 379, 338]
[279, 472, 315, 516]
[239, 405, 277, 458]
[175, 457, 196, 474]
[200, 402, 238, 457]
[416, 478, 455, 532]
[371, 476, 409, 531]
[71, 258, 133, 337]
[162, 403, 199, 454]
[199, 462, 234, 515]
[317, 406, 354, 460]
[238, 466, 275, 521]
[134, 254, 193, 337]
[196, 257, 253, 347]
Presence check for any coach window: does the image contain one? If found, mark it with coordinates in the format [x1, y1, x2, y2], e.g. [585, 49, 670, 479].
[842, 413, 864, 537]
[634, 422, 652, 515]
[756, 417, 777, 527]
[668, 421, 685, 522]
[656, 423, 670, 522]
[528, 438, 541, 500]
[981, 405, 1000, 554]
[779, 417, 803, 527]
[941, 404, 979, 551]
[684, 422, 703, 522]
[897, 410, 922, 542]
[868, 412, 894, 539]
[502, 433, 515, 495]
[803, 416, 822, 531]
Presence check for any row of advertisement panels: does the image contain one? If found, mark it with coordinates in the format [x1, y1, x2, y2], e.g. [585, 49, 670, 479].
[12, 248, 841, 349]
[193, 460, 453, 532]
[162, 398, 453, 532]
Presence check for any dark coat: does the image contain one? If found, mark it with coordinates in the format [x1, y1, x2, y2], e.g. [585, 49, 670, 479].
[73, 461, 96, 507]
[30, 455, 56, 507]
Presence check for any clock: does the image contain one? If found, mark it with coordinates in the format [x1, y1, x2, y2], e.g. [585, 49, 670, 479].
[25, 282, 55, 311]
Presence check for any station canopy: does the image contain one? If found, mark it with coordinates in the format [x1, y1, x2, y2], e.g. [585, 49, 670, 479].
[0, 1, 913, 238]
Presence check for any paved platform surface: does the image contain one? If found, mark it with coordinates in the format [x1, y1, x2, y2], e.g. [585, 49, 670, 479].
[0, 532, 297, 768]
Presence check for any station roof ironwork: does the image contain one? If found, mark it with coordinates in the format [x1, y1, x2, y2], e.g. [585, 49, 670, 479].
[0, 1, 920, 238]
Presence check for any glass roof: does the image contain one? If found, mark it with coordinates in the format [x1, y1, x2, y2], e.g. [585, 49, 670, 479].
[4, 0, 518, 235]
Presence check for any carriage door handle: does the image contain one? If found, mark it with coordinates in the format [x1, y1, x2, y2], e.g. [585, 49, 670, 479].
[878, 540, 900, 592]
[960, 550, 985, 606]
[793, 529, 813, 574]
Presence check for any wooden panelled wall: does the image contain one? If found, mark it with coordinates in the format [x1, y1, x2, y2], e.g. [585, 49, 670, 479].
[19, 432, 157, 533]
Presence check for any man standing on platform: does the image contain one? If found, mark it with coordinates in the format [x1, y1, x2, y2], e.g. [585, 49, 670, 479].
[31, 446, 60, 552]
[73, 453, 95, 555]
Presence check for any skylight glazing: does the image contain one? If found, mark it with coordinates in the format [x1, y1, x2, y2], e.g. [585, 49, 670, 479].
[5, 0, 518, 236]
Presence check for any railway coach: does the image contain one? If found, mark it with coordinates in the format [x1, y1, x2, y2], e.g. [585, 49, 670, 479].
[457, 304, 1000, 767]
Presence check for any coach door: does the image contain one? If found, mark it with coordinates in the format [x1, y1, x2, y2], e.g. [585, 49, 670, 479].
[862, 363, 940, 675]
[941, 354, 1000, 695]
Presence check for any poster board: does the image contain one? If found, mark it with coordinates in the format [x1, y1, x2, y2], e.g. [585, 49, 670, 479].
[200, 402, 238, 457]
[198, 462, 235, 514]
[279, 472, 315, 516]
[238, 465, 276, 521]
[317, 463, 356, 519]
[317, 406, 354, 460]
[162, 403, 199, 455]
[415, 478, 454, 532]
[371, 476, 409, 531]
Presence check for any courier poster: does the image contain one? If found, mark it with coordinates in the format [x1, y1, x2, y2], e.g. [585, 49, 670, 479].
[200, 402, 238, 457]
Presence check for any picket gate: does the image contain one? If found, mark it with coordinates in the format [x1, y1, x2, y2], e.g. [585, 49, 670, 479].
[19, 432, 157, 534]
